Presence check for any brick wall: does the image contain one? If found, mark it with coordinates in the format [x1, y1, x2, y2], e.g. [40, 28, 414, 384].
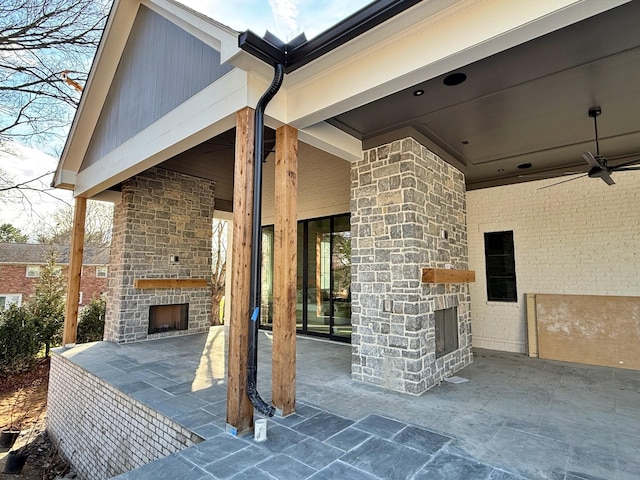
[261, 142, 351, 223]
[351, 137, 472, 394]
[467, 172, 640, 352]
[0, 264, 107, 306]
[105, 167, 215, 343]
[47, 352, 201, 479]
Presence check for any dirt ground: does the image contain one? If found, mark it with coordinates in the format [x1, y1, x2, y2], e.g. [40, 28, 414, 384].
[0, 359, 71, 479]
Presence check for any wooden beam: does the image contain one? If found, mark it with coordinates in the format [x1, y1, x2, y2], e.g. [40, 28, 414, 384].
[421, 268, 476, 284]
[63, 196, 87, 346]
[272, 125, 298, 416]
[133, 278, 208, 289]
[226, 107, 255, 435]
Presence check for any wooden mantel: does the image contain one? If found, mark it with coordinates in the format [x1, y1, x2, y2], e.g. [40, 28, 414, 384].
[134, 278, 209, 289]
[421, 268, 476, 284]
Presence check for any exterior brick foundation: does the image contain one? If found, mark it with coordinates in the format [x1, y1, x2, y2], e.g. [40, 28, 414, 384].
[351, 136, 472, 394]
[47, 351, 201, 479]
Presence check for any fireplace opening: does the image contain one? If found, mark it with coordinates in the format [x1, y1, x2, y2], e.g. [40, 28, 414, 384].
[148, 303, 188, 334]
[435, 306, 459, 358]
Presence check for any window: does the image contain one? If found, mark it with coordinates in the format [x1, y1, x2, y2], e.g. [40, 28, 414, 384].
[79, 292, 84, 305]
[484, 231, 517, 302]
[26, 265, 40, 278]
[96, 266, 108, 278]
[0, 294, 22, 310]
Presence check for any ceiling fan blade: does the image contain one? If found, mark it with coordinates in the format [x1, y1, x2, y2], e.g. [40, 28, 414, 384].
[538, 174, 587, 190]
[611, 157, 640, 169]
[612, 166, 640, 172]
[582, 151, 602, 169]
[599, 173, 615, 185]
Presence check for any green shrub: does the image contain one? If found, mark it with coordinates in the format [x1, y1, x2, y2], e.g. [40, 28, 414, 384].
[0, 305, 41, 375]
[77, 297, 106, 343]
[29, 251, 65, 356]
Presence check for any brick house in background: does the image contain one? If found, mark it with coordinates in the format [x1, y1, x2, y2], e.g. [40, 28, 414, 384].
[0, 243, 109, 310]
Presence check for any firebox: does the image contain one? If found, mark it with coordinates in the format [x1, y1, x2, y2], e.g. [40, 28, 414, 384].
[148, 303, 189, 335]
[435, 306, 459, 358]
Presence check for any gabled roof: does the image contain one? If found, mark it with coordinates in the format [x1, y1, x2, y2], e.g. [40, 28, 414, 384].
[55, 0, 635, 198]
[0, 243, 109, 265]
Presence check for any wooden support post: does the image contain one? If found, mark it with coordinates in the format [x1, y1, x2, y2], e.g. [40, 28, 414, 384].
[226, 107, 255, 434]
[272, 125, 298, 416]
[63, 196, 87, 346]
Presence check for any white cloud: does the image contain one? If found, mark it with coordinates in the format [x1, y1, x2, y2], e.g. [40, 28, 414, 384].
[0, 142, 72, 237]
[268, 0, 299, 40]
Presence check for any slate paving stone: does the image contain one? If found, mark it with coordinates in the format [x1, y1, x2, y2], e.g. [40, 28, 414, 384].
[180, 436, 249, 467]
[325, 426, 371, 452]
[564, 472, 609, 480]
[130, 386, 175, 405]
[174, 408, 218, 430]
[293, 411, 354, 441]
[340, 436, 431, 480]
[192, 422, 224, 440]
[164, 381, 197, 395]
[228, 467, 275, 479]
[284, 437, 344, 470]
[204, 445, 272, 479]
[256, 453, 317, 479]
[392, 425, 451, 455]
[307, 460, 379, 480]
[355, 414, 406, 438]
[252, 424, 308, 454]
[118, 380, 152, 394]
[488, 470, 528, 480]
[414, 452, 494, 480]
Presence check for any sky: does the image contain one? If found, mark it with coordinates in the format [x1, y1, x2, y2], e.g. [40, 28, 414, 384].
[180, 0, 372, 40]
[0, 142, 73, 236]
[0, 0, 372, 238]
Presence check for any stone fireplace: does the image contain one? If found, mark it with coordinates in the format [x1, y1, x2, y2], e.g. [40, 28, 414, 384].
[104, 167, 215, 343]
[351, 135, 473, 394]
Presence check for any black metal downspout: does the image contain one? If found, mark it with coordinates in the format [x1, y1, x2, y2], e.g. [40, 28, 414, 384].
[246, 62, 284, 417]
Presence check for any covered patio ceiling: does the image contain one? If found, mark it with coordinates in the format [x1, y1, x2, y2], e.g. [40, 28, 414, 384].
[328, 1, 640, 190]
[156, 1, 640, 198]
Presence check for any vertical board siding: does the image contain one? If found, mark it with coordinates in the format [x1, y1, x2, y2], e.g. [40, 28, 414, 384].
[81, 6, 234, 170]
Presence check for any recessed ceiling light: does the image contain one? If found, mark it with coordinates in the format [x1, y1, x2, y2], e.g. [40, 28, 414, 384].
[517, 163, 532, 169]
[497, 168, 504, 172]
[413, 89, 424, 96]
[443, 72, 467, 86]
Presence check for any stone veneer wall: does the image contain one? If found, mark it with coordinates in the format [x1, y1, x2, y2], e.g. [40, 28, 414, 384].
[105, 167, 215, 343]
[351, 137, 472, 394]
[47, 352, 201, 479]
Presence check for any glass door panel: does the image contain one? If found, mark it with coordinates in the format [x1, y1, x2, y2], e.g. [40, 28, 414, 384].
[306, 218, 331, 335]
[331, 215, 351, 340]
[296, 223, 304, 331]
[260, 226, 274, 329]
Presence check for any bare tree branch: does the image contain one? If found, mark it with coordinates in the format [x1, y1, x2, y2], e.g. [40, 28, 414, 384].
[0, 0, 110, 154]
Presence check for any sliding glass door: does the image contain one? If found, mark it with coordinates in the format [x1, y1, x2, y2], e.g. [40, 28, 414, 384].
[260, 214, 351, 342]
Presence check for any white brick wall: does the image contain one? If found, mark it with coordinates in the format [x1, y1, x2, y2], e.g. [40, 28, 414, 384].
[467, 172, 640, 353]
[262, 142, 351, 224]
[47, 352, 201, 479]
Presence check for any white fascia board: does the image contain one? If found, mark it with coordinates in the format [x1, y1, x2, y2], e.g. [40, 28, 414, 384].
[284, 0, 630, 128]
[74, 69, 248, 197]
[141, 0, 239, 61]
[90, 190, 122, 204]
[54, 0, 140, 188]
[299, 122, 361, 163]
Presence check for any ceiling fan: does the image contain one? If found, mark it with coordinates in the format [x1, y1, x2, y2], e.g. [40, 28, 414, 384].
[541, 106, 640, 188]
